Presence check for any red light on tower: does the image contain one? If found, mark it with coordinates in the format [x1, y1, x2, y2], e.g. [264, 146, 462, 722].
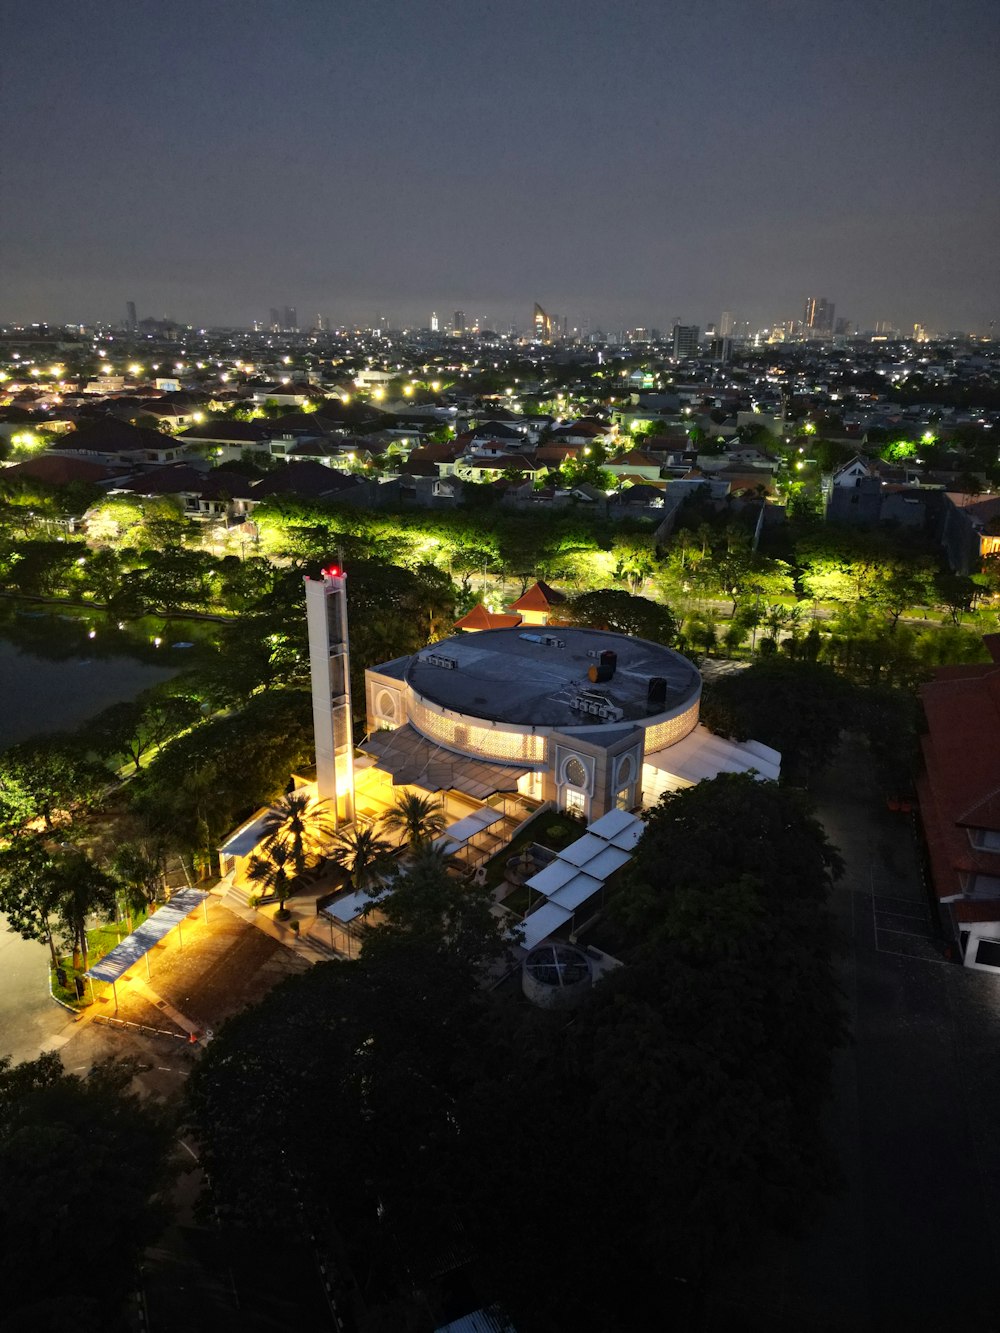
[323, 564, 342, 578]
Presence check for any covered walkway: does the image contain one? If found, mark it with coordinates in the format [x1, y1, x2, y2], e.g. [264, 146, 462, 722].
[519, 808, 644, 949]
[86, 888, 209, 1007]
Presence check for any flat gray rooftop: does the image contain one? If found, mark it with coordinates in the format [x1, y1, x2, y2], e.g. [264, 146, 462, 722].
[400, 627, 700, 728]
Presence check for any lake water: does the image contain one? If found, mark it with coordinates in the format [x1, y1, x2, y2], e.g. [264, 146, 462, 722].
[0, 638, 180, 750]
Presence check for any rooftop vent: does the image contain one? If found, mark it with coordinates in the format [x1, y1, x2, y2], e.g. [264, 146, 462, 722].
[647, 676, 667, 709]
[425, 652, 458, 670]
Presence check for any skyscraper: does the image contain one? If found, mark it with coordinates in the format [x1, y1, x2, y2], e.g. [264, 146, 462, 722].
[284, 306, 298, 331]
[453, 310, 465, 336]
[533, 303, 552, 342]
[672, 324, 700, 359]
[803, 297, 834, 334]
[720, 310, 735, 337]
[430, 311, 439, 332]
[269, 307, 281, 331]
[126, 300, 137, 331]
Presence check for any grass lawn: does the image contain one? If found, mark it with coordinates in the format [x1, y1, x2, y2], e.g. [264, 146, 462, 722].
[483, 809, 585, 891]
[500, 882, 544, 918]
[50, 910, 149, 1008]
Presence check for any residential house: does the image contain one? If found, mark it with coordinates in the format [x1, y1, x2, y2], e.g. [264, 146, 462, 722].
[177, 419, 273, 462]
[940, 491, 1000, 574]
[918, 635, 1000, 971]
[110, 463, 256, 521]
[605, 449, 664, 485]
[47, 418, 193, 467]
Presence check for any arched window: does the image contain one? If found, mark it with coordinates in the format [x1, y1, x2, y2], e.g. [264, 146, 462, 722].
[564, 756, 587, 788]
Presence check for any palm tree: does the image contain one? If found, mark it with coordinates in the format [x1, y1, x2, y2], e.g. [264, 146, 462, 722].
[379, 791, 447, 850]
[250, 791, 337, 919]
[259, 791, 336, 880]
[329, 825, 395, 893]
[108, 840, 164, 930]
[246, 843, 294, 917]
[54, 851, 118, 970]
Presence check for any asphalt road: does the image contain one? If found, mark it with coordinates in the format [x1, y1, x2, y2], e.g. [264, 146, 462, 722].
[708, 738, 1000, 1332]
[0, 918, 79, 1067]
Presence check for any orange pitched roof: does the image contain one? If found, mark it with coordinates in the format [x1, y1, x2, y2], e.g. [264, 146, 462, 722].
[508, 580, 566, 613]
[453, 604, 522, 631]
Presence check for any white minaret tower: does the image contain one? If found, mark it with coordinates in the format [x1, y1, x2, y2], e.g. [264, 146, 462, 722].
[304, 565, 354, 828]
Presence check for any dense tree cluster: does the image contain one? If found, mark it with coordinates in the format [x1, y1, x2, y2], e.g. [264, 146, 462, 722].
[188, 776, 845, 1331]
[0, 1053, 173, 1333]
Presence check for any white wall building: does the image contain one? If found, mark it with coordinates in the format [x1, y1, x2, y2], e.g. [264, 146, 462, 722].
[364, 628, 778, 820]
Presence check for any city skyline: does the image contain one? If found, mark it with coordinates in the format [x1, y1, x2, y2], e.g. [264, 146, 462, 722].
[3, 0, 998, 333]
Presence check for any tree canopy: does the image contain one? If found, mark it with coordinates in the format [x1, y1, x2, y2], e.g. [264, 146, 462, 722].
[0, 1053, 173, 1333]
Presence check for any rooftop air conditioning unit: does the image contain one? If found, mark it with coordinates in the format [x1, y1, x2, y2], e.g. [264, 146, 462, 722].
[542, 635, 565, 648]
[570, 691, 624, 723]
[425, 653, 458, 670]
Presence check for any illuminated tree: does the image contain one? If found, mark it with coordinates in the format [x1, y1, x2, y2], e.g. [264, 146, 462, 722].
[329, 824, 395, 892]
[379, 791, 446, 850]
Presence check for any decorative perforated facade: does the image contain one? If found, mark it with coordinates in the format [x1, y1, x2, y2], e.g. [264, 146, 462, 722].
[641, 700, 701, 754]
[407, 695, 548, 765]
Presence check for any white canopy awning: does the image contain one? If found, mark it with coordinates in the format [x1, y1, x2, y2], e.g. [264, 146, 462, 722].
[521, 902, 573, 950]
[645, 724, 781, 786]
[559, 833, 609, 867]
[323, 888, 377, 924]
[525, 858, 581, 895]
[549, 872, 604, 911]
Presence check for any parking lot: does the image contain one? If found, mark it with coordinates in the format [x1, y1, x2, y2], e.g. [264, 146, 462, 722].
[708, 737, 1000, 1332]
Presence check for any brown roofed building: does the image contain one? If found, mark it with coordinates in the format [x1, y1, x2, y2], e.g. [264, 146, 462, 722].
[453, 604, 523, 633]
[3, 454, 120, 486]
[917, 634, 1000, 971]
[508, 580, 567, 626]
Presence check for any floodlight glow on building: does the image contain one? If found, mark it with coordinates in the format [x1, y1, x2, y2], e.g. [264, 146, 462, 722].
[304, 566, 355, 828]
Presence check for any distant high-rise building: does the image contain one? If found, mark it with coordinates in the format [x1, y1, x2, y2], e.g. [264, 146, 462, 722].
[269, 307, 281, 331]
[126, 300, 137, 331]
[720, 310, 735, 337]
[283, 306, 298, 331]
[430, 311, 439, 332]
[803, 296, 834, 334]
[913, 323, 929, 343]
[709, 337, 733, 364]
[672, 324, 700, 359]
[834, 316, 851, 337]
[453, 310, 465, 336]
[533, 303, 552, 342]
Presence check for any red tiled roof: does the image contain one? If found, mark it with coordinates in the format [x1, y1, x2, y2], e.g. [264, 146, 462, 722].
[509, 580, 566, 613]
[953, 901, 1000, 924]
[4, 454, 116, 484]
[918, 653, 1000, 901]
[453, 605, 523, 631]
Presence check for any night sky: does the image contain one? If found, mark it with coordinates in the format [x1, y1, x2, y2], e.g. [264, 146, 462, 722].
[4, 0, 998, 332]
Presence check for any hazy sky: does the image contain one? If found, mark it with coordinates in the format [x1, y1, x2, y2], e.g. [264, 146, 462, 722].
[3, 0, 998, 333]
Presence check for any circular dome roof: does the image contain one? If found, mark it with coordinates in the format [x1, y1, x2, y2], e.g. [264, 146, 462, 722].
[405, 627, 699, 730]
